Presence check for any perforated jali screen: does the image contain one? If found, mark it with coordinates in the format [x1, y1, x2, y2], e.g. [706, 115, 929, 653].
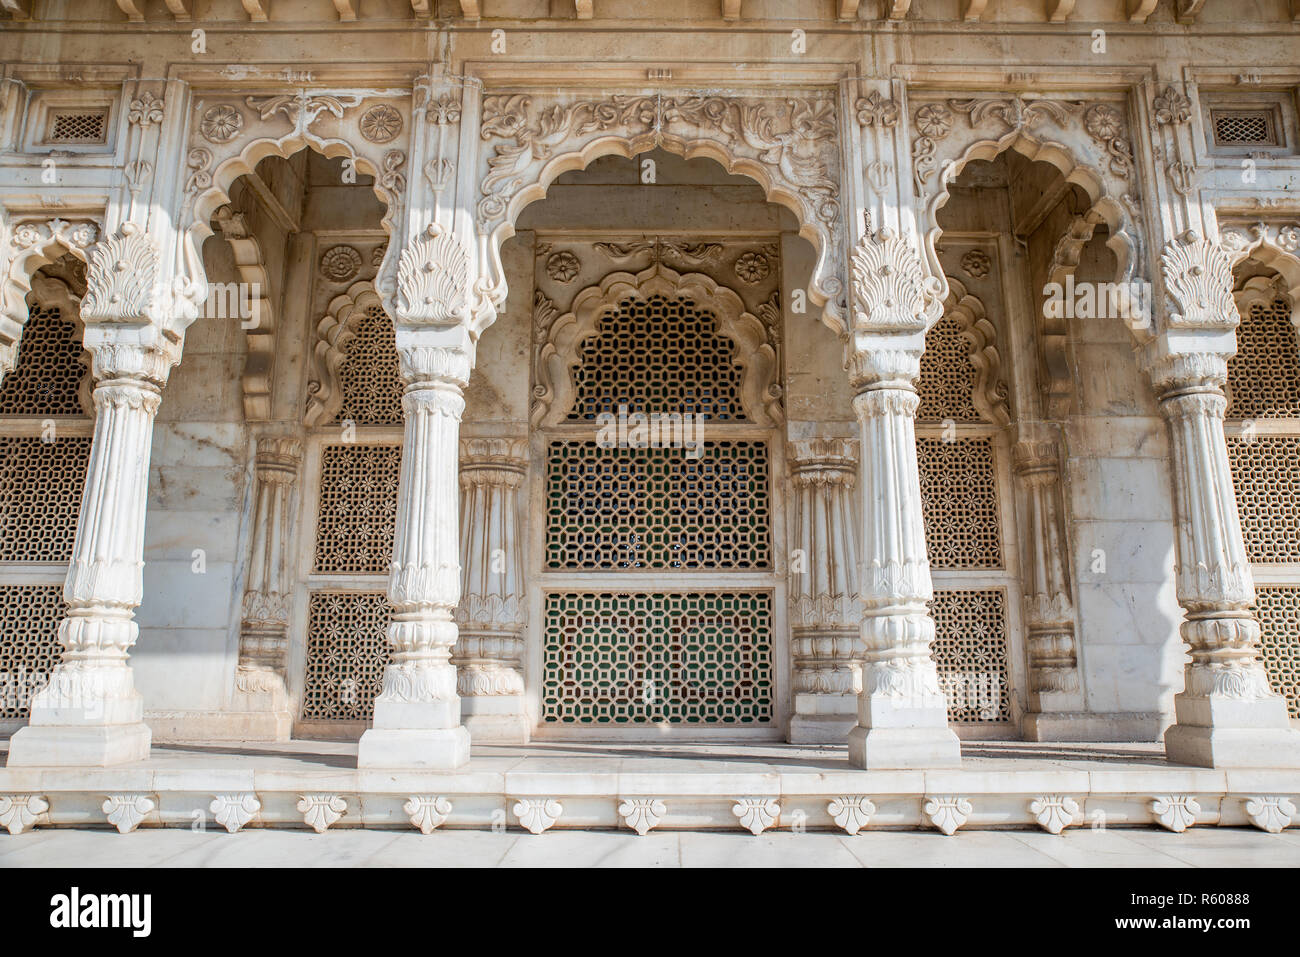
[334, 303, 404, 426]
[0, 584, 64, 720]
[300, 591, 392, 722]
[1253, 587, 1300, 720]
[1226, 297, 1300, 419]
[930, 588, 1011, 723]
[917, 311, 981, 423]
[568, 294, 745, 420]
[542, 591, 773, 724]
[1228, 435, 1300, 564]
[314, 443, 401, 574]
[917, 436, 1004, 569]
[545, 440, 771, 570]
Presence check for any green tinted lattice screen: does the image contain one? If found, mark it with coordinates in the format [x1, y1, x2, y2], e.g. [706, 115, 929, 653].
[542, 591, 774, 724]
[545, 440, 771, 569]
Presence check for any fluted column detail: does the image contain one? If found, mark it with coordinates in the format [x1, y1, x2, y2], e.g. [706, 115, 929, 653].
[1012, 437, 1084, 729]
[845, 345, 961, 769]
[454, 437, 529, 743]
[356, 342, 473, 769]
[787, 437, 864, 743]
[7, 338, 179, 766]
[1146, 348, 1300, 767]
[230, 435, 302, 738]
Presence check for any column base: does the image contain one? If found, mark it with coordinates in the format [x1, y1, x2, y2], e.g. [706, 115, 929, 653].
[462, 712, 531, 744]
[5, 722, 152, 767]
[788, 714, 857, 745]
[1022, 711, 1168, 743]
[1165, 725, 1300, 768]
[846, 726, 962, 769]
[145, 710, 293, 743]
[356, 726, 470, 769]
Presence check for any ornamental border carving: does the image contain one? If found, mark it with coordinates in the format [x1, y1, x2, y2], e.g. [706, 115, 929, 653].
[476, 90, 843, 327]
[910, 93, 1142, 322]
[530, 261, 783, 428]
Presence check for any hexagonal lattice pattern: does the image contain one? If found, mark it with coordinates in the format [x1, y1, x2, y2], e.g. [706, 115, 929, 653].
[568, 294, 745, 421]
[1227, 296, 1300, 419]
[0, 302, 87, 416]
[314, 444, 400, 573]
[918, 436, 1003, 569]
[1254, 586, 1300, 720]
[0, 436, 91, 563]
[542, 591, 773, 724]
[931, 588, 1011, 723]
[301, 592, 392, 722]
[545, 440, 771, 569]
[0, 584, 63, 720]
[335, 304, 403, 426]
[917, 311, 980, 423]
[1227, 435, 1300, 563]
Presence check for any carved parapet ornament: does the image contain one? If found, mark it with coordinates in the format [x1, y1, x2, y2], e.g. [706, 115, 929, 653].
[453, 438, 530, 743]
[1142, 341, 1300, 768]
[1011, 437, 1083, 719]
[234, 437, 304, 720]
[788, 437, 864, 743]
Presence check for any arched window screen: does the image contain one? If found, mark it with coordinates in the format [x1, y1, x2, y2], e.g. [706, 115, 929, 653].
[1226, 291, 1300, 719]
[539, 279, 778, 730]
[915, 283, 1014, 725]
[0, 291, 92, 723]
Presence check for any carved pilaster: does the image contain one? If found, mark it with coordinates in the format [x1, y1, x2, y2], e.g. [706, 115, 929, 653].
[787, 437, 864, 743]
[1012, 436, 1085, 734]
[1144, 344, 1300, 768]
[230, 435, 302, 737]
[453, 437, 529, 743]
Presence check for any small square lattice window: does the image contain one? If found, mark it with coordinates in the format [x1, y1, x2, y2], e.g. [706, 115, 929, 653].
[930, 588, 1011, 723]
[1211, 110, 1279, 148]
[301, 591, 392, 722]
[47, 110, 108, 144]
[0, 584, 64, 720]
[542, 591, 774, 725]
[1253, 587, 1300, 720]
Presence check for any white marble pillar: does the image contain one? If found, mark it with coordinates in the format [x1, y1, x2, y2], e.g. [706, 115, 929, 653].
[229, 435, 302, 739]
[787, 437, 864, 743]
[1146, 347, 1300, 767]
[454, 437, 529, 743]
[7, 334, 178, 766]
[1013, 436, 1086, 738]
[356, 337, 472, 769]
[845, 343, 962, 769]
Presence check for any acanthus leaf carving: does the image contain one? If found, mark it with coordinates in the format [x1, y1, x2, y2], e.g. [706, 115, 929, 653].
[80, 223, 160, 323]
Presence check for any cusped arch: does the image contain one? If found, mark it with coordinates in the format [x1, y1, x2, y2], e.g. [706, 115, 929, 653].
[183, 93, 410, 301]
[476, 93, 843, 328]
[304, 280, 393, 428]
[0, 217, 99, 382]
[1221, 222, 1300, 321]
[918, 275, 1010, 426]
[916, 97, 1141, 328]
[530, 262, 783, 429]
